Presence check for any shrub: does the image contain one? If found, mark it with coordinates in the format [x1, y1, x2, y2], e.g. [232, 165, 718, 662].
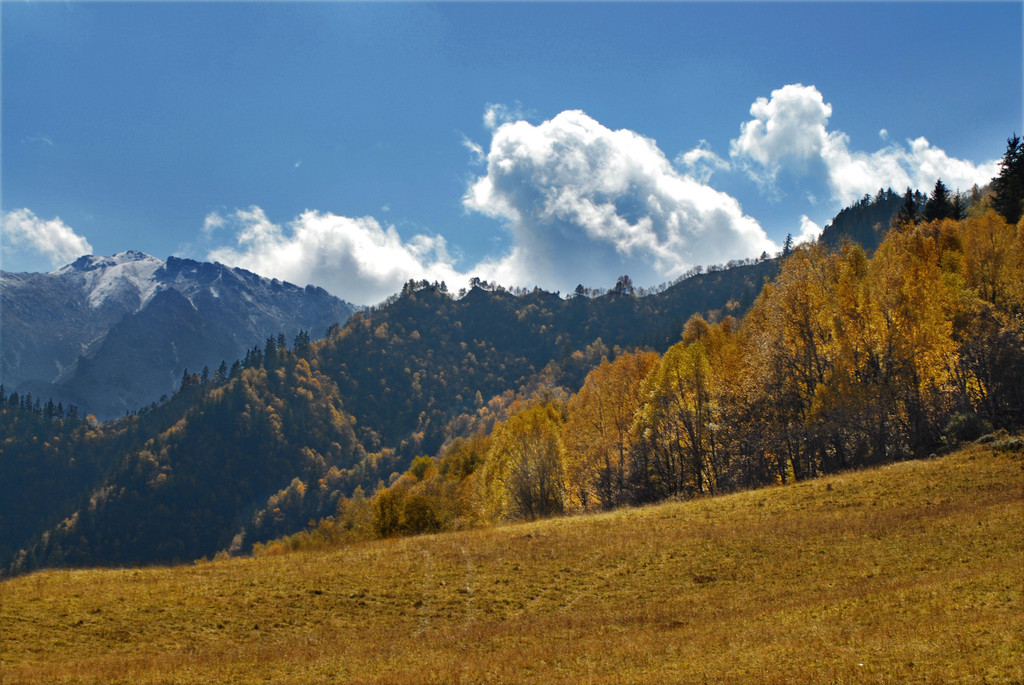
[943, 413, 992, 446]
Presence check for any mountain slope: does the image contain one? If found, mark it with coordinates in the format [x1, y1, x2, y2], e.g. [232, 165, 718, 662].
[1, 252, 357, 418]
[1, 441, 1019, 684]
[0, 252, 162, 395]
[818, 187, 906, 254]
[3, 259, 778, 574]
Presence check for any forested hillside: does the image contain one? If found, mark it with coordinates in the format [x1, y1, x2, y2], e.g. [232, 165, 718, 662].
[274, 207, 1023, 550]
[2, 258, 776, 574]
[3, 135, 1022, 576]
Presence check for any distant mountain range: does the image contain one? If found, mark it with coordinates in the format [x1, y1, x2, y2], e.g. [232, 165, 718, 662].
[0, 191, 911, 422]
[0, 251, 357, 419]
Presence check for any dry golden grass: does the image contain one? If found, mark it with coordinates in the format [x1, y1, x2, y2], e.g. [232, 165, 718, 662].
[2, 441, 1021, 684]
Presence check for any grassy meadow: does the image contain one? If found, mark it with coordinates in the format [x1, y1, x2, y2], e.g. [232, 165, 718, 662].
[1, 440, 1021, 684]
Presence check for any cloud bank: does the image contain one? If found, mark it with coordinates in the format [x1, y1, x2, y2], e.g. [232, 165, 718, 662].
[677, 140, 731, 184]
[206, 87, 1000, 304]
[463, 109, 776, 293]
[211, 110, 778, 302]
[206, 207, 465, 305]
[729, 83, 1000, 205]
[1, 208, 93, 270]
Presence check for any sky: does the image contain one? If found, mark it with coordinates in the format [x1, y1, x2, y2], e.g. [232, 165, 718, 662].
[2, 1, 1021, 305]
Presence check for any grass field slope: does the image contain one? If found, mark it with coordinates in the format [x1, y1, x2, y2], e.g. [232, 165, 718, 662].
[1, 440, 1021, 684]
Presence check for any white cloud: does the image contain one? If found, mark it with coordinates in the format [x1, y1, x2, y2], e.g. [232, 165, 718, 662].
[730, 83, 831, 185]
[205, 104, 784, 302]
[794, 215, 821, 246]
[483, 104, 514, 130]
[464, 109, 776, 293]
[206, 207, 466, 305]
[202, 211, 225, 236]
[678, 140, 731, 183]
[879, 128, 889, 141]
[822, 134, 1000, 206]
[460, 133, 485, 165]
[730, 84, 1000, 205]
[1, 208, 93, 269]
[205, 92, 1000, 303]
[482, 102, 534, 130]
[24, 135, 55, 148]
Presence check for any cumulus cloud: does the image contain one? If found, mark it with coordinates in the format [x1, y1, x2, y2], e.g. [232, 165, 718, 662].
[730, 84, 832, 183]
[206, 207, 467, 305]
[823, 135, 1000, 206]
[202, 211, 225, 236]
[464, 109, 777, 293]
[730, 84, 1000, 205]
[678, 140, 731, 183]
[794, 215, 822, 246]
[1, 208, 93, 269]
[482, 102, 533, 130]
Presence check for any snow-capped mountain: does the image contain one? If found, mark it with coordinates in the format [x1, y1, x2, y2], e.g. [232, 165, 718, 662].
[55, 251, 166, 310]
[1, 251, 357, 419]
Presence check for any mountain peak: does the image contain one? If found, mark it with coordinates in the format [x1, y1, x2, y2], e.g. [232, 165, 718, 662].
[61, 251, 163, 274]
[115, 249, 159, 263]
[53, 251, 166, 309]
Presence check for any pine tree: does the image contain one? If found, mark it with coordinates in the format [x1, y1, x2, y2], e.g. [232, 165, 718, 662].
[293, 330, 311, 356]
[893, 187, 919, 228]
[923, 179, 954, 222]
[992, 134, 1024, 225]
[215, 360, 229, 385]
[950, 190, 965, 221]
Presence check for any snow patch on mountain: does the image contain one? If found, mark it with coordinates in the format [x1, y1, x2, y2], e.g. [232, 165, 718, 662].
[3, 250, 358, 418]
[57, 251, 165, 309]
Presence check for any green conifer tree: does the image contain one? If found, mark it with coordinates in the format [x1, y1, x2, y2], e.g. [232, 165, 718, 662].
[992, 134, 1023, 224]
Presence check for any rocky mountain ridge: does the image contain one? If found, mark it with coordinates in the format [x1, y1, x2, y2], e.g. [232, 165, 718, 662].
[0, 251, 357, 418]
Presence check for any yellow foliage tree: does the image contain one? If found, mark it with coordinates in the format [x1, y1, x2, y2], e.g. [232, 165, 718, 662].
[562, 350, 659, 511]
[633, 333, 722, 498]
[475, 401, 566, 522]
[740, 243, 844, 480]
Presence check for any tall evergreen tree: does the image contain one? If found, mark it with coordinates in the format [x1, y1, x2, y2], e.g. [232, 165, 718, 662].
[215, 360, 229, 385]
[992, 134, 1024, 225]
[293, 330, 311, 356]
[950, 190, 965, 221]
[923, 179, 954, 222]
[893, 187, 919, 228]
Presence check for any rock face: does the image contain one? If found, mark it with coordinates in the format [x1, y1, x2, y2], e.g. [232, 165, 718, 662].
[1, 251, 357, 418]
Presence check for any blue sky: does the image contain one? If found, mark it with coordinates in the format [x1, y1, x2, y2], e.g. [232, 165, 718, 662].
[3, 1, 1021, 304]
